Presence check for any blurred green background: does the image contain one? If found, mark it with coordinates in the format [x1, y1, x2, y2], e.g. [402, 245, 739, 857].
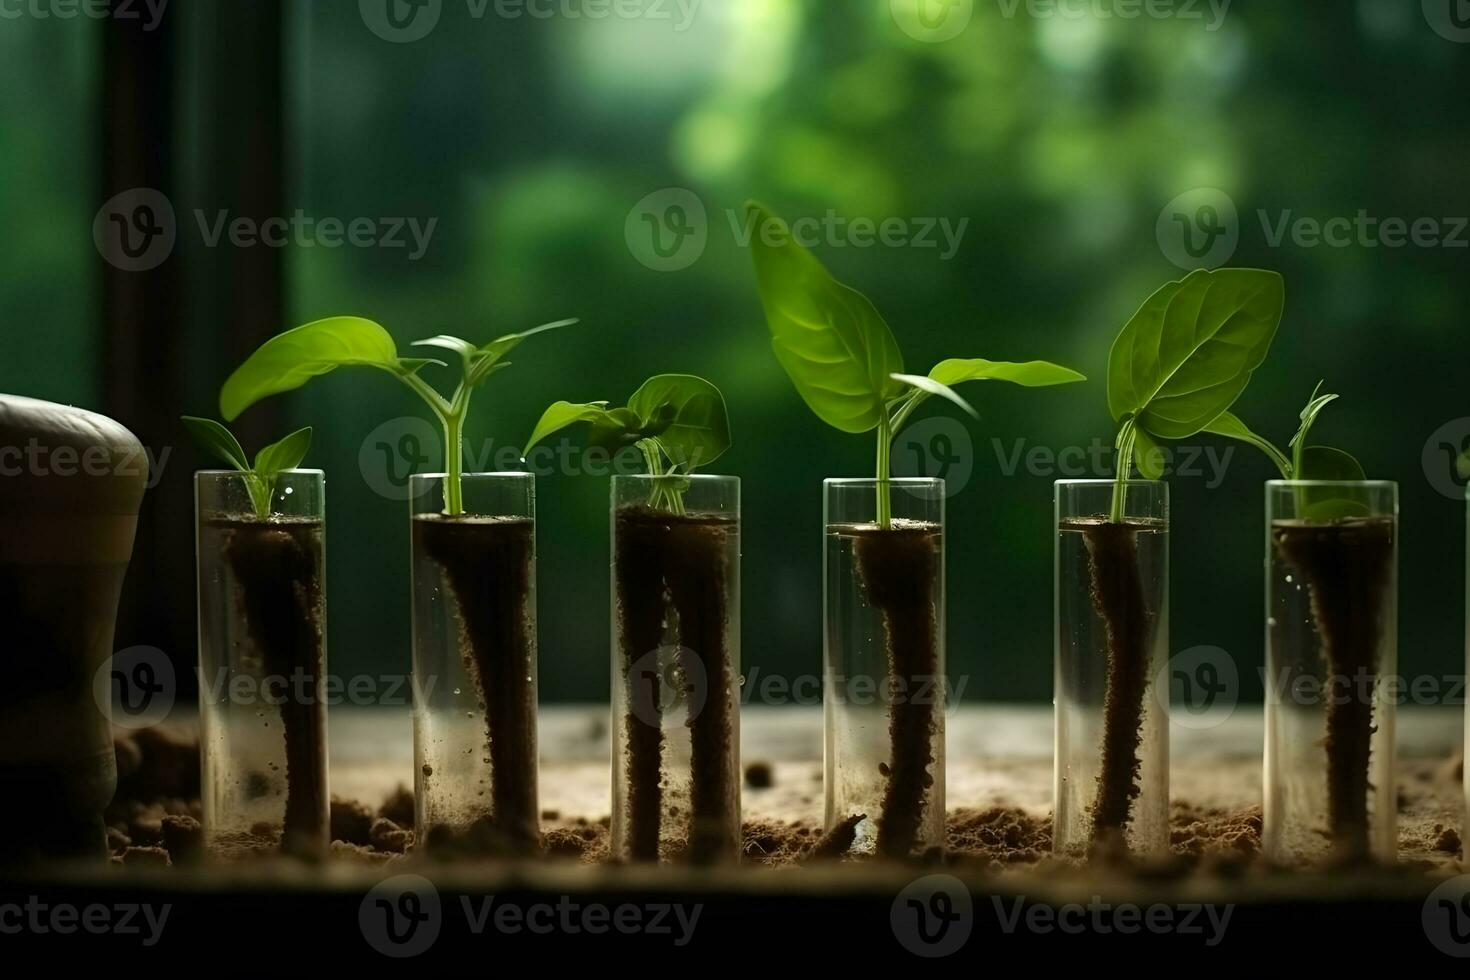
[3, 1, 1468, 704]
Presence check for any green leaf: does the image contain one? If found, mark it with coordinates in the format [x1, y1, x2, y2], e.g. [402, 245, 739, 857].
[411, 336, 478, 370]
[746, 202, 904, 434]
[220, 316, 403, 420]
[627, 374, 731, 469]
[1108, 269, 1284, 439]
[890, 373, 979, 419]
[253, 426, 313, 478]
[1203, 410, 1292, 478]
[588, 407, 647, 452]
[523, 401, 614, 453]
[928, 358, 1086, 389]
[1297, 445, 1365, 482]
[1132, 426, 1167, 480]
[181, 416, 251, 472]
[466, 318, 579, 388]
[1289, 382, 1338, 451]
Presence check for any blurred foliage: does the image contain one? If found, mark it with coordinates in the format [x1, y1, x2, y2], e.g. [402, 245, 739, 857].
[3, 1, 1468, 703]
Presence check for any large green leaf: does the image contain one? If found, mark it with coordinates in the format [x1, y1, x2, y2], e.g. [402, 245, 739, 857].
[221, 316, 403, 420]
[628, 374, 731, 468]
[928, 359, 1086, 389]
[1108, 269, 1284, 439]
[746, 202, 904, 434]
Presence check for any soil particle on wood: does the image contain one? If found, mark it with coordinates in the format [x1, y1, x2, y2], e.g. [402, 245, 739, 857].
[1065, 517, 1161, 850]
[218, 517, 328, 857]
[1273, 517, 1395, 865]
[614, 505, 739, 864]
[415, 515, 539, 853]
[845, 520, 943, 861]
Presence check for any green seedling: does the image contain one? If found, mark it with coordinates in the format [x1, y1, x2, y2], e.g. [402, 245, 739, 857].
[524, 374, 731, 513]
[1105, 267, 1285, 521]
[744, 202, 1084, 527]
[218, 315, 577, 515]
[182, 416, 312, 519]
[1204, 382, 1368, 520]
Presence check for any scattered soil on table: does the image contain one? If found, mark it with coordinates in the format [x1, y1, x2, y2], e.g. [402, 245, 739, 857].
[415, 515, 539, 854]
[1273, 517, 1396, 866]
[220, 517, 328, 858]
[1066, 517, 1162, 852]
[845, 520, 943, 861]
[614, 506, 739, 864]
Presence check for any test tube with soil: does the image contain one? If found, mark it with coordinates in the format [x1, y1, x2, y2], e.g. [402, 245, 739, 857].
[611, 474, 740, 864]
[823, 478, 945, 860]
[1264, 480, 1397, 868]
[411, 472, 539, 855]
[196, 470, 328, 860]
[1054, 479, 1169, 859]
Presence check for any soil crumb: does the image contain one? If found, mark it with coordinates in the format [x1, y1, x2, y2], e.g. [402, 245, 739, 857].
[745, 762, 774, 790]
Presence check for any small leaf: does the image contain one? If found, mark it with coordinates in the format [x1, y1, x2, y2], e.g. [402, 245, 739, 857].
[928, 359, 1086, 388]
[467, 319, 580, 387]
[253, 426, 313, 478]
[1203, 410, 1291, 478]
[589, 407, 646, 451]
[1132, 426, 1167, 481]
[1289, 382, 1339, 450]
[221, 316, 402, 420]
[626, 374, 731, 468]
[411, 336, 478, 370]
[182, 416, 250, 472]
[891, 373, 979, 419]
[746, 202, 905, 434]
[1297, 445, 1365, 482]
[523, 401, 614, 453]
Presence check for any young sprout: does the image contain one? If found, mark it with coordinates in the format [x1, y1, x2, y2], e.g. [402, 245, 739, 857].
[182, 417, 312, 519]
[1205, 381, 1367, 519]
[744, 203, 1084, 526]
[1104, 268, 1285, 521]
[218, 315, 577, 516]
[524, 374, 731, 513]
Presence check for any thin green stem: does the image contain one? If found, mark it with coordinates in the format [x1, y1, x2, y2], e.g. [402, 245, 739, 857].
[442, 411, 465, 516]
[876, 414, 893, 529]
[1109, 419, 1136, 524]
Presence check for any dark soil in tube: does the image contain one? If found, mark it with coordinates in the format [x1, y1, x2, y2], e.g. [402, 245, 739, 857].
[849, 522, 941, 860]
[1075, 519, 1157, 850]
[415, 515, 539, 853]
[222, 517, 327, 858]
[1273, 517, 1395, 864]
[615, 505, 737, 863]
